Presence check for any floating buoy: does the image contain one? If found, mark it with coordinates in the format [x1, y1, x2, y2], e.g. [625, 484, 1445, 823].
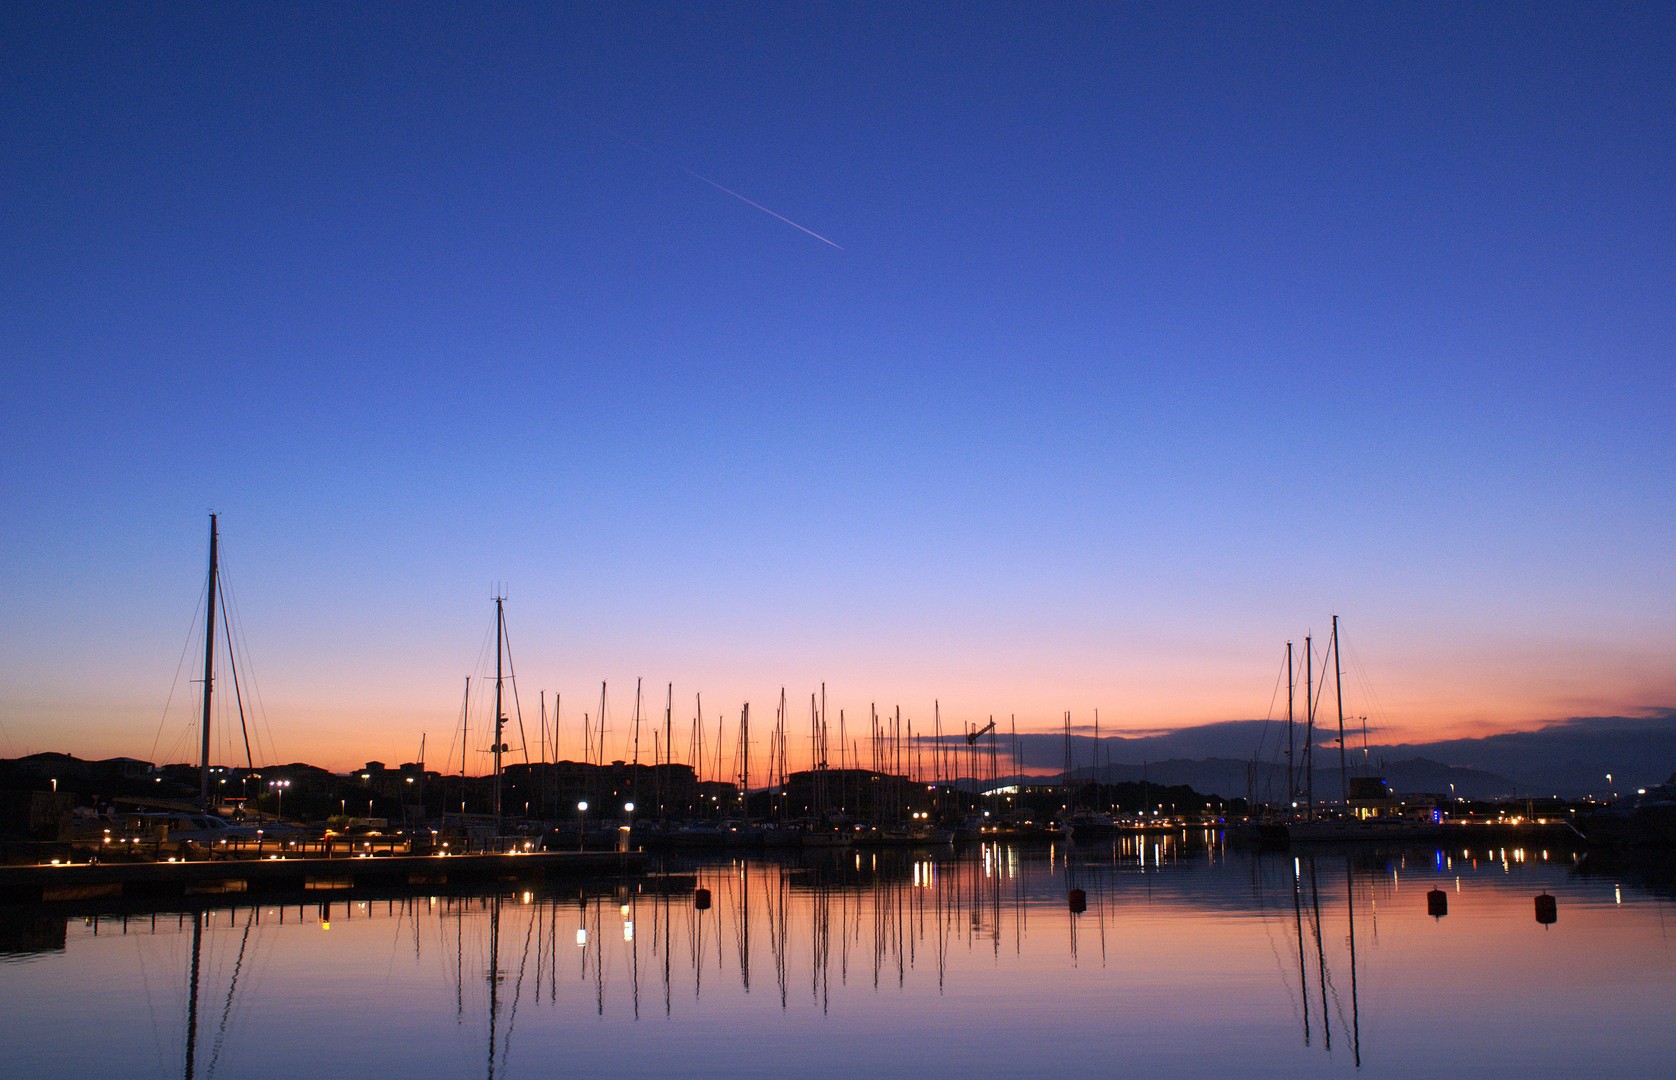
[1535, 893, 1557, 925]
[1427, 888, 1448, 919]
[1068, 888, 1087, 914]
[694, 887, 711, 911]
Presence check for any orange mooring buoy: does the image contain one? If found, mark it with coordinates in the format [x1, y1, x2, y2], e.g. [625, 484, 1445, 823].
[1535, 892, 1557, 925]
[1427, 887, 1448, 919]
[1068, 888, 1087, 914]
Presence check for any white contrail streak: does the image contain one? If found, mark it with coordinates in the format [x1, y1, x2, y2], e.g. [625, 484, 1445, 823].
[677, 167, 844, 249]
[570, 113, 843, 250]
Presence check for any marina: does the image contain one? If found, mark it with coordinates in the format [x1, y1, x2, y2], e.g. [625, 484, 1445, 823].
[6, 7, 1674, 1078]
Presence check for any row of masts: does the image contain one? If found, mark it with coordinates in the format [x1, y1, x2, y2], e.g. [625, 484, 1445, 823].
[1280, 614, 1350, 816]
[453, 598, 1201, 837]
[457, 595, 1042, 813]
[190, 519, 1353, 826]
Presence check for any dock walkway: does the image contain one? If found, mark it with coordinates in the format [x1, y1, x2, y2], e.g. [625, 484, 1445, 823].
[0, 849, 646, 904]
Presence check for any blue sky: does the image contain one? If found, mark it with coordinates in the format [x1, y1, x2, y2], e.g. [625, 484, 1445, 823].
[2, 3, 1672, 771]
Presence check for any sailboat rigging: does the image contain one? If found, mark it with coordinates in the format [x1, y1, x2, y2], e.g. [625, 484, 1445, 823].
[188, 513, 265, 812]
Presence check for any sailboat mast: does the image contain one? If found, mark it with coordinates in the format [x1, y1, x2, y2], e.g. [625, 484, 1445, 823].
[198, 514, 218, 811]
[460, 677, 470, 813]
[597, 682, 607, 773]
[661, 683, 672, 823]
[1333, 615, 1348, 807]
[493, 595, 505, 828]
[1062, 711, 1072, 817]
[632, 678, 643, 768]
[632, 678, 642, 811]
[1285, 640, 1295, 805]
[1304, 633, 1315, 818]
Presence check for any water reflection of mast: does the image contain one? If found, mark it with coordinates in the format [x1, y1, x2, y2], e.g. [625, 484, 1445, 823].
[766, 862, 789, 1008]
[485, 895, 500, 1080]
[1292, 857, 1312, 1047]
[593, 897, 606, 1016]
[1095, 857, 1108, 965]
[630, 893, 641, 1020]
[455, 896, 466, 1021]
[1280, 855, 1360, 1066]
[500, 897, 538, 1073]
[839, 869, 852, 984]
[1066, 848, 1080, 966]
[1308, 856, 1331, 1052]
[661, 887, 673, 1017]
[691, 877, 707, 1000]
[206, 907, 256, 1076]
[183, 909, 202, 1080]
[878, 872, 891, 992]
[811, 878, 831, 1013]
[735, 863, 751, 994]
[998, 848, 1012, 959]
[1346, 861, 1362, 1068]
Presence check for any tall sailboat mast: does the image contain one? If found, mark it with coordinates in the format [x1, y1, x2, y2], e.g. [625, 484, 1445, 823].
[198, 514, 218, 811]
[1332, 614, 1348, 807]
[493, 594, 505, 827]
[1285, 640, 1296, 805]
[739, 702, 750, 817]
[1304, 633, 1315, 818]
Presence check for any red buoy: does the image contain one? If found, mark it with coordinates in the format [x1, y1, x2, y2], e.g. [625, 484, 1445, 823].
[694, 887, 711, 911]
[1535, 893, 1557, 925]
[1068, 888, 1087, 914]
[1427, 888, 1448, 919]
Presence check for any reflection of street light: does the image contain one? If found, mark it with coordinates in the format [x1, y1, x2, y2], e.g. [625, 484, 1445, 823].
[577, 801, 589, 851]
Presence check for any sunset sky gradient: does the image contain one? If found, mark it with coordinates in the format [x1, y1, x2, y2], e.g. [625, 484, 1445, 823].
[3, 4, 1672, 772]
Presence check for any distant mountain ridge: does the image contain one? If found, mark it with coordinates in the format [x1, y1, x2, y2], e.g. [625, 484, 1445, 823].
[986, 711, 1676, 801]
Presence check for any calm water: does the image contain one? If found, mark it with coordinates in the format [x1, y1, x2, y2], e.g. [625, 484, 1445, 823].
[4, 835, 1674, 1078]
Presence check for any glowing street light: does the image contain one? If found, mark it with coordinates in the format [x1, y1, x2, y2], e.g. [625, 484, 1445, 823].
[577, 800, 589, 851]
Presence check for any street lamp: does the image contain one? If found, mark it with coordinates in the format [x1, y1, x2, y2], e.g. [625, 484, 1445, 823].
[270, 779, 290, 820]
[577, 801, 589, 851]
